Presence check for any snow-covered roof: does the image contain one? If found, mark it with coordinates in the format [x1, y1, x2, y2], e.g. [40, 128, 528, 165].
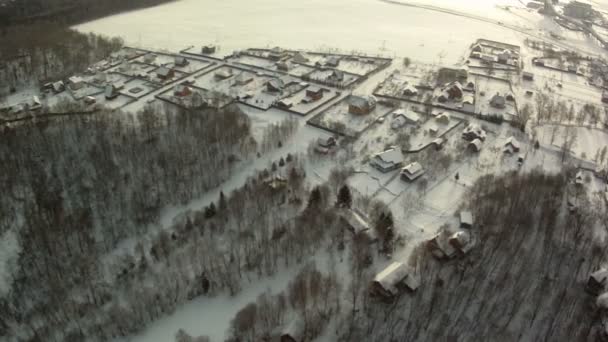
[591, 269, 608, 284]
[460, 211, 473, 227]
[402, 162, 423, 176]
[463, 93, 474, 105]
[157, 66, 172, 77]
[374, 148, 403, 165]
[215, 69, 233, 78]
[349, 95, 377, 109]
[403, 83, 418, 95]
[469, 139, 483, 151]
[235, 72, 253, 83]
[463, 123, 487, 140]
[68, 76, 83, 84]
[505, 136, 520, 149]
[395, 111, 420, 123]
[373, 262, 409, 295]
[341, 209, 370, 233]
[292, 52, 309, 63]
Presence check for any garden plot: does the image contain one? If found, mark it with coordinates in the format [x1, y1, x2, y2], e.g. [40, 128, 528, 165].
[70, 84, 104, 100]
[120, 78, 159, 98]
[286, 64, 315, 77]
[105, 72, 132, 86]
[473, 75, 517, 118]
[230, 55, 276, 70]
[309, 97, 394, 137]
[102, 94, 135, 109]
[279, 87, 339, 115]
[335, 58, 382, 76]
[307, 69, 359, 86]
[172, 58, 212, 74]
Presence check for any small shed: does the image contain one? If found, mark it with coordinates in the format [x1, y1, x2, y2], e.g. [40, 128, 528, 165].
[587, 268, 608, 295]
[201, 45, 216, 54]
[174, 56, 189, 67]
[490, 93, 506, 109]
[459, 211, 473, 229]
[468, 139, 483, 152]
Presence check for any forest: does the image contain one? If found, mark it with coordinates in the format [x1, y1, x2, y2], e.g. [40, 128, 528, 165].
[0, 103, 255, 340]
[0, 0, 173, 29]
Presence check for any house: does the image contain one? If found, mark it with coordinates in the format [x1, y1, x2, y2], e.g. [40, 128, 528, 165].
[402, 83, 418, 96]
[277, 319, 304, 342]
[315, 136, 337, 154]
[305, 86, 324, 102]
[427, 230, 457, 259]
[587, 269, 608, 295]
[234, 73, 253, 86]
[325, 56, 341, 67]
[143, 53, 157, 63]
[522, 71, 534, 81]
[460, 211, 473, 229]
[465, 81, 475, 91]
[431, 137, 446, 150]
[490, 93, 506, 109]
[575, 171, 584, 185]
[29, 96, 41, 110]
[462, 123, 486, 141]
[327, 70, 344, 83]
[105, 84, 119, 100]
[471, 43, 483, 53]
[215, 69, 233, 80]
[504, 136, 521, 154]
[448, 230, 475, 255]
[174, 56, 188, 67]
[52, 81, 65, 93]
[392, 109, 420, 125]
[401, 162, 426, 182]
[276, 99, 293, 109]
[84, 96, 96, 105]
[564, 0, 593, 19]
[174, 84, 191, 97]
[444, 81, 463, 100]
[276, 61, 289, 71]
[348, 95, 376, 115]
[436, 113, 450, 125]
[68, 76, 84, 90]
[201, 45, 216, 54]
[266, 79, 284, 92]
[340, 209, 378, 243]
[268, 47, 287, 61]
[156, 67, 174, 80]
[468, 139, 483, 152]
[292, 52, 309, 64]
[370, 262, 419, 300]
[370, 148, 404, 173]
[497, 49, 514, 64]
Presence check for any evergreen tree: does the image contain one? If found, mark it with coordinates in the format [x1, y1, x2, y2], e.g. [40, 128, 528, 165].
[271, 162, 277, 172]
[337, 185, 352, 208]
[218, 191, 227, 212]
[279, 157, 285, 167]
[307, 186, 322, 209]
[286, 153, 293, 163]
[204, 202, 216, 218]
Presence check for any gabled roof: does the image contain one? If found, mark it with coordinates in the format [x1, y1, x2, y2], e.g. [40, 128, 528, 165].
[460, 211, 473, 227]
[374, 148, 403, 165]
[402, 162, 423, 176]
[157, 66, 172, 77]
[505, 136, 520, 149]
[373, 262, 410, 295]
[341, 209, 370, 233]
[349, 95, 377, 108]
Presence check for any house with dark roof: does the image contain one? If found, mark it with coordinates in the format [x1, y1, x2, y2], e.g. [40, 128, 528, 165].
[348, 95, 376, 115]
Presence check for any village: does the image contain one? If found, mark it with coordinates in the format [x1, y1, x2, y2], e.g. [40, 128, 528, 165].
[4, 1, 608, 336]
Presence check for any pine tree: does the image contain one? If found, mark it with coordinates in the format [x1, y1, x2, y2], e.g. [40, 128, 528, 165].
[307, 186, 322, 209]
[279, 157, 285, 167]
[286, 153, 293, 162]
[218, 191, 227, 212]
[204, 202, 216, 218]
[337, 185, 352, 208]
[271, 162, 277, 172]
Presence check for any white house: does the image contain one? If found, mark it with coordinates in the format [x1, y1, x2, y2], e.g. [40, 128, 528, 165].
[400, 162, 425, 182]
[370, 148, 404, 173]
